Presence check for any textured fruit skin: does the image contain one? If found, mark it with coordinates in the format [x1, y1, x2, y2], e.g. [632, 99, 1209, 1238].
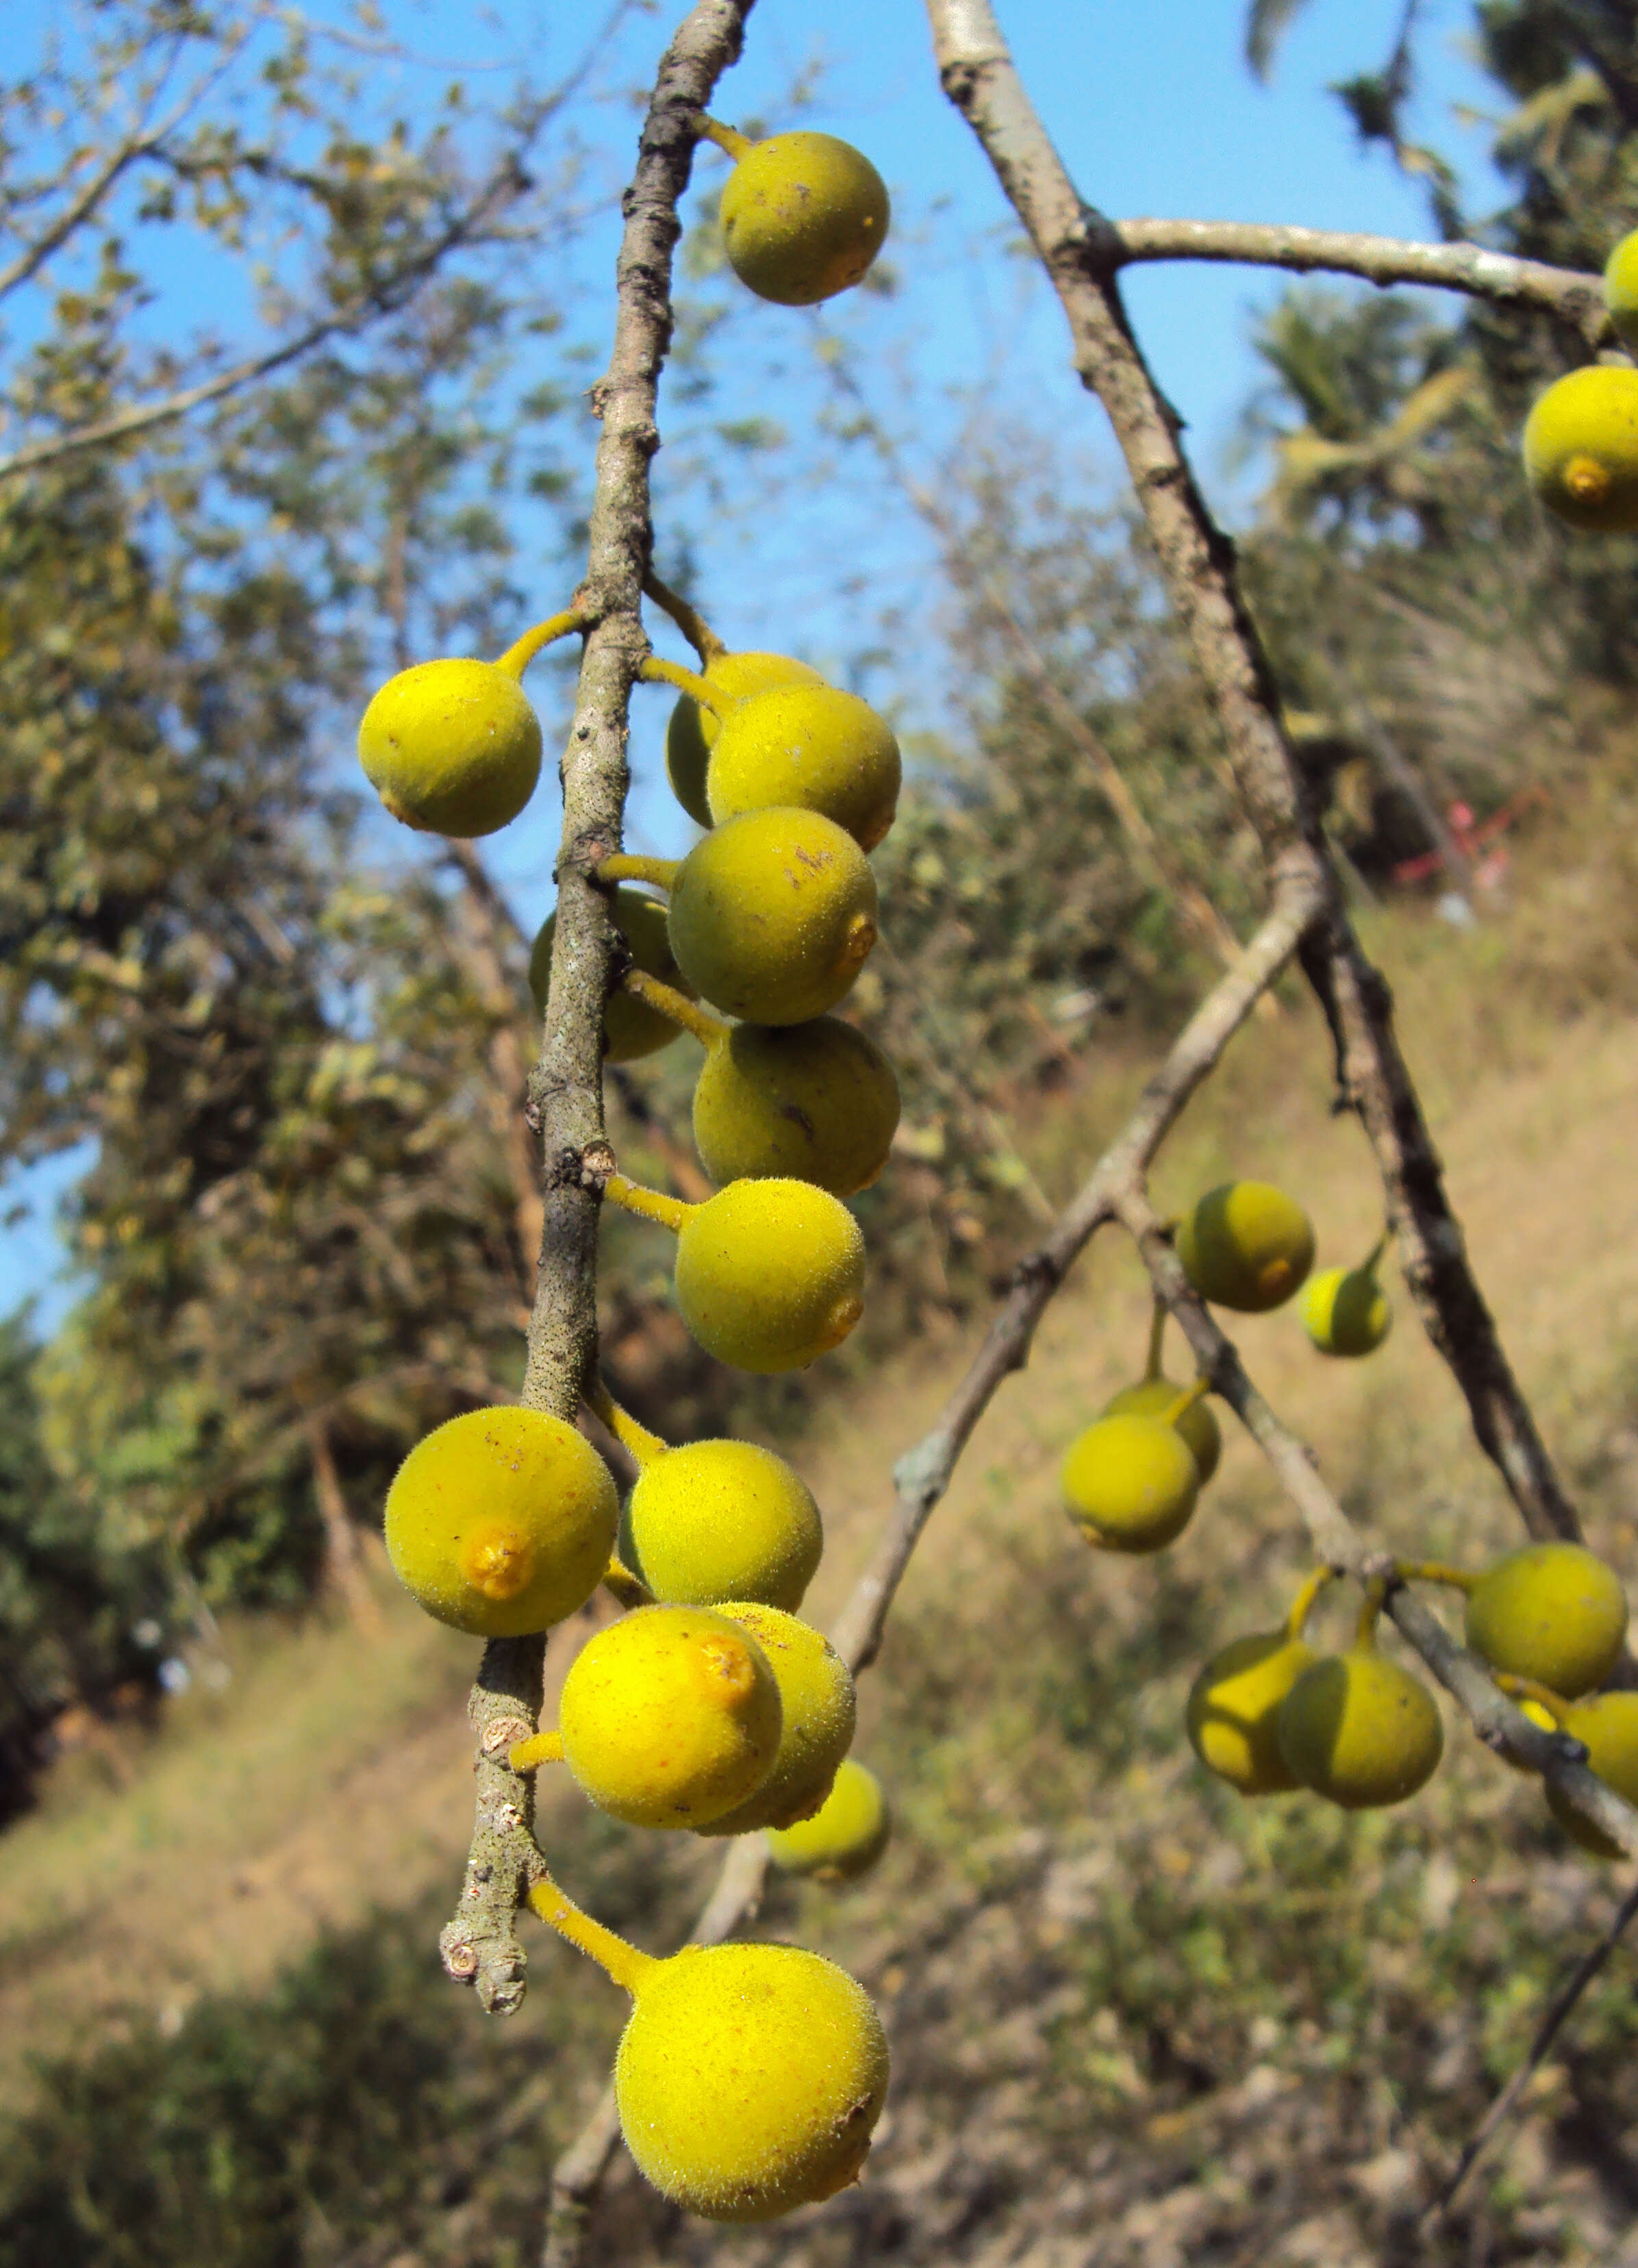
[692, 1018, 900, 1196]
[766, 1759, 890, 1878]
[668, 807, 879, 1026]
[719, 132, 890, 307]
[1300, 1264, 1390, 1356]
[667, 652, 825, 829]
[1546, 1693, 1638, 1855]
[1464, 1541, 1628, 1700]
[1606, 231, 1638, 352]
[1186, 1632, 1317, 1794]
[707, 684, 900, 850]
[529, 885, 693, 1064]
[1277, 1650, 1444, 1810]
[1102, 1377, 1222, 1484]
[358, 659, 542, 836]
[1522, 366, 1638, 533]
[698, 1602, 857, 1835]
[674, 1178, 866, 1372]
[615, 1942, 890, 2219]
[1061, 1413, 1200, 1553]
[1176, 1181, 1315, 1313]
[383, 1407, 616, 1637]
[558, 1604, 782, 1829]
[620, 1439, 823, 1611]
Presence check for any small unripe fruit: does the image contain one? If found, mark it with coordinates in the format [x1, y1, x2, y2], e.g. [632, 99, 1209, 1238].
[358, 658, 542, 836]
[1546, 1693, 1638, 1855]
[384, 1407, 616, 1637]
[615, 1941, 890, 2218]
[529, 885, 694, 1063]
[620, 1439, 823, 1611]
[766, 1758, 890, 1878]
[1300, 1261, 1391, 1356]
[1277, 1649, 1444, 1810]
[667, 651, 825, 829]
[1176, 1181, 1315, 1313]
[707, 683, 900, 851]
[668, 807, 879, 1026]
[1522, 366, 1638, 533]
[1102, 1376, 1222, 1485]
[558, 1604, 782, 1829]
[698, 1602, 857, 1834]
[1606, 230, 1638, 353]
[692, 1017, 900, 1196]
[674, 1177, 866, 1372]
[1186, 1631, 1318, 1795]
[1464, 1541, 1628, 1700]
[719, 131, 890, 307]
[1061, 1412, 1201, 1554]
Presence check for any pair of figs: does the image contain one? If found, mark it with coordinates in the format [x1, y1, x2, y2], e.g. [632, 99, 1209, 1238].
[1177, 1180, 1391, 1356]
[1523, 230, 1638, 534]
[1188, 1627, 1444, 1809]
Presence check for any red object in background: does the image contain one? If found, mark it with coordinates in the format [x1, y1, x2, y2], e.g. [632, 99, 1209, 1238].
[1390, 785, 1547, 887]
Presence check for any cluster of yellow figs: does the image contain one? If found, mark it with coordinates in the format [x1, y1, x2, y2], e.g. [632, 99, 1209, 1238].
[1057, 1178, 1636, 1837]
[1524, 229, 1638, 531]
[357, 120, 899, 2226]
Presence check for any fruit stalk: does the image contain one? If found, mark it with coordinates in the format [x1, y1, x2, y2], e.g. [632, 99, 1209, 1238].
[622, 966, 729, 1049]
[494, 607, 588, 680]
[1285, 1565, 1336, 1642]
[638, 653, 724, 714]
[643, 567, 727, 662]
[603, 1172, 693, 1234]
[585, 1373, 670, 1469]
[697, 114, 753, 162]
[596, 853, 680, 892]
[529, 1876, 659, 1995]
[510, 1729, 568, 1771]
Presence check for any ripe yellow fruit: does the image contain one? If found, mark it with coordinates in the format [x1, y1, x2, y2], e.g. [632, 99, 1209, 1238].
[692, 1017, 900, 1196]
[707, 684, 900, 851]
[1464, 1541, 1628, 1700]
[1102, 1377, 1222, 1485]
[719, 131, 890, 307]
[1176, 1181, 1315, 1313]
[1276, 1649, 1444, 1810]
[357, 657, 542, 836]
[1300, 1259, 1391, 1356]
[1606, 230, 1638, 352]
[557, 1603, 782, 1829]
[666, 651, 825, 829]
[1186, 1630, 1318, 1795]
[766, 1758, 890, 1878]
[1061, 1412, 1201, 1553]
[1522, 365, 1638, 533]
[674, 1177, 866, 1372]
[698, 1602, 857, 1835]
[383, 1407, 616, 1637]
[668, 807, 879, 1025]
[1546, 1693, 1638, 1855]
[529, 885, 694, 1063]
[615, 1941, 890, 2218]
[620, 1439, 823, 1611]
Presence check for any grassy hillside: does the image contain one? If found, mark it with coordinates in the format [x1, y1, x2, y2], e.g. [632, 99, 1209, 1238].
[8, 761, 1638, 2266]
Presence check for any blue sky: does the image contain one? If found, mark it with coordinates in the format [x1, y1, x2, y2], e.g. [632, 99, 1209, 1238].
[2, 0, 1519, 1326]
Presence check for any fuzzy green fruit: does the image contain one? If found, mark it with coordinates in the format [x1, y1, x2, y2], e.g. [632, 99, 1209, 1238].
[668, 807, 879, 1026]
[529, 885, 693, 1063]
[1186, 1630, 1318, 1794]
[1464, 1541, 1628, 1700]
[1300, 1262, 1391, 1357]
[620, 1439, 823, 1611]
[698, 1602, 857, 1835]
[720, 132, 890, 307]
[1546, 1693, 1638, 1856]
[707, 683, 901, 850]
[383, 1407, 616, 1637]
[692, 1017, 900, 1196]
[1176, 1181, 1315, 1313]
[766, 1758, 890, 1878]
[357, 658, 542, 836]
[615, 1941, 890, 2218]
[558, 1603, 783, 1830]
[1102, 1376, 1222, 1485]
[674, 1178, 866, 1372]
[667, 651, 825, 829]
[1276, 1649, 1444, 1810]
[1522, 366, 1638, 533]
[1060, 1412, 1201, 1553]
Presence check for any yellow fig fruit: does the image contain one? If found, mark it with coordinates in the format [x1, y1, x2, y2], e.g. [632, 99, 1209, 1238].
[666, 651, 825, 829]
[707, 683, 900, 851]
[620, 1439, 823, 1611]
[1606, 230, 1638, 353]
[668, 807, 879, 1026]
[1546, 1692, 1638, 1855]
[696, 1602, 857, 1835]
[529, 885, 694, 1063]
[766, 1758, 891, 1879]
[383, 1407, 616, 1637]
[1300, 1258, 1391, 1357]
[1464, 1541, 1628, 1700]
[1276, 1648, 1444, 1810]
[719, 131, 890, 307]
[691, 1016, 900, 1196]
[1176, 1181, 1315, 1313]
[1060, 1412, 1201, 1554]
[1102, 1377, 1222, 1485]
[357, 657, 542, 836]
[1186, 1630, 1318, 1795]
[1522, 365, 1638, 533]
[673, 1177, 866, 1372]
